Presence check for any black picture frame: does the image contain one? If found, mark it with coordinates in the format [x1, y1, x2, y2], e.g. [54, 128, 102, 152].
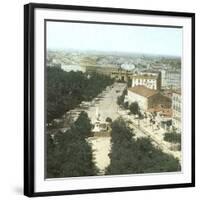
[24, 3, 195, 197]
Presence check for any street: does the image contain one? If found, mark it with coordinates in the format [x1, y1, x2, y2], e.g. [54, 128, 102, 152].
[64, 82, 181, 174]
[86, 82, 126, 174]
[119, 107, 181, 161]
[86, 82, 126, 123]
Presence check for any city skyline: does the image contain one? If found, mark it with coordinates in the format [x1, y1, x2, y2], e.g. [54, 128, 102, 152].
[47, 21, 182, 57]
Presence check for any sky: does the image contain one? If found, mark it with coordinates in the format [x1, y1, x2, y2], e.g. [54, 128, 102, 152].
[46, 21, 182, 57]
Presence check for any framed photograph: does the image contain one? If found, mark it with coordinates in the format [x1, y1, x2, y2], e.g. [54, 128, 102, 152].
[24, 3, 195, 197]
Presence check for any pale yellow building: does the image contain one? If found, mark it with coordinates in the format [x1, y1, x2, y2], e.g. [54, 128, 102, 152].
[172, 90, 181, 133]
[131, 72, 161, 90]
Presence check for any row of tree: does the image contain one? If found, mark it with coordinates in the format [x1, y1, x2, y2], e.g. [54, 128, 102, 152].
[164, 132, 181, 144]
[105, 118, 181, 175]
[117, 90, 141, 116]
[117, 89, 128, 109]
[47, 111, 98, 178]
[47, 67, 114, 123]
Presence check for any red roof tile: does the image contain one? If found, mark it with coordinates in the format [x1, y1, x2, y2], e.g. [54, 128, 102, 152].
[128, 86, 158, 98]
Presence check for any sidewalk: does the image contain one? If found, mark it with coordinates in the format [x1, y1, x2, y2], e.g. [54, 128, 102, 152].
[118, 108, 181, 161]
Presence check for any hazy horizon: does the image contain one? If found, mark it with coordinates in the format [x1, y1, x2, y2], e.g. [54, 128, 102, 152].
[47, 48, 181, 58]
[47, 21, 182, 57]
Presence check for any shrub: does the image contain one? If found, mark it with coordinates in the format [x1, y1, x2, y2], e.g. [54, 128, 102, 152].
[164, 132, 181, 144]
[129, 101, 140, 115]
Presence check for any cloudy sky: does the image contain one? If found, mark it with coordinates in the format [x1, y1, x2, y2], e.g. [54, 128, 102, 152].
[47, 21, 182, 56]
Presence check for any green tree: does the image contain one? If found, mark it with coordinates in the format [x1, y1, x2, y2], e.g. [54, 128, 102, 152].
[106, 118, 181, 175]
[129, 102, 140, 115]
[46, 134, 61, 178]
[47, 67, 114, 124]
[123, 102, 129, 109]
[117, 89, 127, 107]
[73, 111, 92, 138]
[105, 117, 112, 123]
[46, 112, 98, 178]
[164, 132, 181, 144]
[117, 94, 124, 106]
[54, 130, 97, 177]
[127, 78, 132, 87]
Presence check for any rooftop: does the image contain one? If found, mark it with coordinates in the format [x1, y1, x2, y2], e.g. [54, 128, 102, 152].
[132, 72, 160, 79]
[128, 86, 158, 98]
[132, 75, 158, 80]
[147, 105, 172, 118]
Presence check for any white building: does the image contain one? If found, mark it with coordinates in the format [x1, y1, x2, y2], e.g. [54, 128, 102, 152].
[131, 72, 161, 90]
[121, 63, 135, 71]
[161, 70, 167, 88]
[165, 70, 181, 89]
[172, 90, 181, 133]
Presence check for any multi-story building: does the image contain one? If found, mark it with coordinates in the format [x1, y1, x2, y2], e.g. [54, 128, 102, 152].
[110, 68, 133, 82]
[127, 86, 171, 111]
[131, 71, 161, 90]
[85, 66, 133, 82]
[165, 70, 181, 89]
[160, 69, 167, 88]
[172, 90, 181, 133]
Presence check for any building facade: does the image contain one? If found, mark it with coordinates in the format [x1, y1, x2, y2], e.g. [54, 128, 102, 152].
[172, 90, 181, 133]
[85, 65, 133, 82]
[165, 70, 181, 89]
[127, 86, 171, 111]
[131, 72, 161, 90]
[110, 69, 133, 82]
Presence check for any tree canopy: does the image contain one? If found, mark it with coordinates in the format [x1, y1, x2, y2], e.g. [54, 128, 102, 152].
[106, 118, 181, 175]
[117, 89, 127, 107]
[164, 132, 181, 144]
[105, 117, 112, 123]
[47, 67, 114, 123]
[47, 112, 98, 178]
[129, 101, 140, 115]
